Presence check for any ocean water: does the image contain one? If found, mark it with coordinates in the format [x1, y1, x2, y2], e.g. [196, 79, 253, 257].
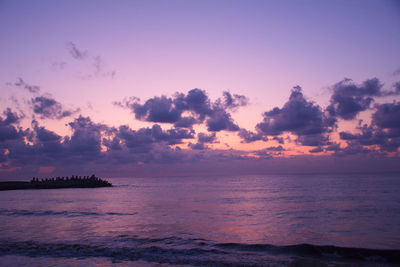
[0, 173, 400, 266]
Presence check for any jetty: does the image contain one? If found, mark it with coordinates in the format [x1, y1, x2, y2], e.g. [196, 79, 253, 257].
[0, 175, 112, 191]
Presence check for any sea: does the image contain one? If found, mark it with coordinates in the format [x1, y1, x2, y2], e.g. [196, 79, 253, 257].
[0, 173, 400, 266]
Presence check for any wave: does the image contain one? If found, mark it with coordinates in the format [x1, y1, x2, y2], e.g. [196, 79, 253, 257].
[0, 209, 137, 217]
[215, 242, 400, 263]
[0, 238, 399, 266]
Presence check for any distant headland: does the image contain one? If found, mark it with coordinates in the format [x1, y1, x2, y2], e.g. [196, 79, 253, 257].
[0, 175, 112, 191]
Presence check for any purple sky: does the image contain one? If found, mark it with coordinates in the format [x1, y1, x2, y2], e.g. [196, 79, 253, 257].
[1, 0, 400, 178]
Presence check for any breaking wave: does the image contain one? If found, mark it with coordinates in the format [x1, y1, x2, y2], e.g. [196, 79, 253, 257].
[1, 237, 399, 266]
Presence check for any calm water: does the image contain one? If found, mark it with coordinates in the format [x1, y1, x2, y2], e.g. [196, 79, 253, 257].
[1, 173, 400, 266]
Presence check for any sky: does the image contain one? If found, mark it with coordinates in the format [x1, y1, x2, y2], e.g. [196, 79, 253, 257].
[1, 0, 400, 178]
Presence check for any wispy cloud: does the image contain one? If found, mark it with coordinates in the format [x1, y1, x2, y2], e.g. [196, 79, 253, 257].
[31, 96, 80, 120]
[66, 42, 116, 79]
[12, 78, 40, 93]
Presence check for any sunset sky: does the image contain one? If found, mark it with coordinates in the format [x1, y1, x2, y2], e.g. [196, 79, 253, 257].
[1, 0, 400, 178]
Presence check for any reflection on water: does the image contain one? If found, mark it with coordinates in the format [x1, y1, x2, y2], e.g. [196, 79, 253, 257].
[0, 173, 400, 265]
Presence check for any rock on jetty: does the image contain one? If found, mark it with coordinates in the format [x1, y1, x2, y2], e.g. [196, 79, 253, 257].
[0, 175, 112, 191]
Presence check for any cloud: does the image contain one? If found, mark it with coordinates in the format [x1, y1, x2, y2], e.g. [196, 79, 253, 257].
[66, 42, 116, 79]
[13, 78, 40, 93]
[272, 136, 284, 144]
[51, 61, 67, 71]
[188, 132, 217, 150]
[296, 134, 330, 147]
[394, 82, 400, 94]
[257, 86, 334, 136]
[254, 145, 285, 158]
[206, 108, 239, 131]
[254, 86, 334, 146]
[1, 110, 400, 178]
[2, 75, 400, 177]
[32, 96, 79, 120]
[116, 125, 154, 153]
[197, 132, 217, 143]
[67, 42, 88, 60]
[119, 89, 243, 132]
[373, 102, 400, 130]
[63, 116, 108, 158]
[264, 145, 285, 151]
[31, 121, 64, 155]
[2, 108, 21, 125]
[173, 116, 197, 128]
[339, 102, 400, 153]
[309, 147, 323, 153]
[326, 78, 383, 120]
[0, 108, 24, 142]
[221, 91, 248, 110]
[238, 129, 268, 143]
[131, 96, 182, 123]
[151, 124, 195, 145]
[114, 123, 194, 154]
[325, 143, 341, 152]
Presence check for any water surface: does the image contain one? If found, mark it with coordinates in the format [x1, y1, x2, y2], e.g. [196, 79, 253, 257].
[1, 173, 399, 266]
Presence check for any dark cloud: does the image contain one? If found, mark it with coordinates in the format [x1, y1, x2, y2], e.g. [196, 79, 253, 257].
[188, 142, 207, 150]
[119, 89, 243, 132]
[296, 134, 329, 147]
[188, 132, 217, 150]
[2, 108, 21, 125]
[222, 91, 248, 110]
[272, 136, 284, 144]
[264, 145, 285, 151]
[327, 78, 383, 120]
[2, 75, 400, 177]
[178, 89, 213, 118]
[373, 102, 400, 130]
[32, 96, 79, 120]
[254, 145, 285, 158]
[325, 143, 341, 152]
[206, 108, 239, 132]
[0, 109, 24, 142]
[151, 124, 194, 145]
[257, 86, 334, 136]
[394, 82, 400, 94]
[67, 42, 88, 60]
[14, 78, 40, 93]
[64, 116, 107, 157]
[116, 125, 153, 153]
[309, 147, 323, 153]
[33, 122, 61, 143]
[31, 121, 64, 155]
[1, 116, 111, 167]
[339, 102, 400, 153]
[255, 86, 334, 146]
[114, 123, 194, 154]
[335, 144, 372, 156]
[238, 129, 268, 143]
[339, 126, 389, 153]
[132, 96, 182, 123]
[173, 116, 197, 128]
[197, 132, 217, 143]
[379, 81, 400, 96]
